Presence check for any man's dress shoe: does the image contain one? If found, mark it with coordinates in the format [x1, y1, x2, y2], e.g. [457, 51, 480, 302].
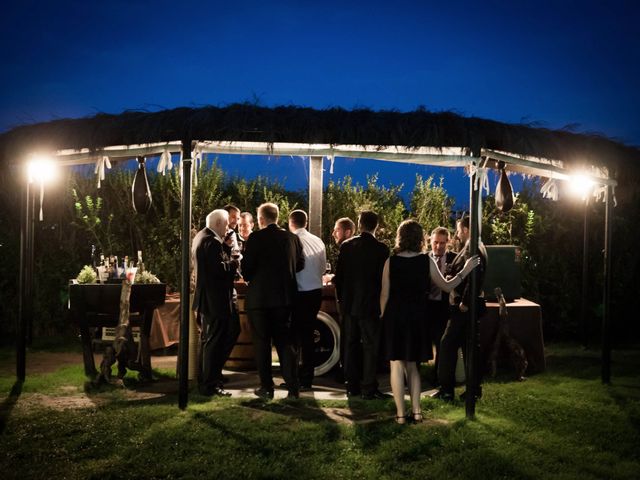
[254, 387, 274, 400]
[361, 390, 392, 400]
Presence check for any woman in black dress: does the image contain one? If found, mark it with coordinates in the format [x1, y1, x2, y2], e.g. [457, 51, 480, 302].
[380, 220, 479, 424]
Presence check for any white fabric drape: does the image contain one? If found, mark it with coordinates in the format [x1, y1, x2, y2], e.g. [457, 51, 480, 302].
[540, 178, 559, 201]
[157, 149, 173, 176]
[94, 155, 111, 188]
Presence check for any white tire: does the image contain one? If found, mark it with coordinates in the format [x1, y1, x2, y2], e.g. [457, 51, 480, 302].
[313, 311, 341, 376]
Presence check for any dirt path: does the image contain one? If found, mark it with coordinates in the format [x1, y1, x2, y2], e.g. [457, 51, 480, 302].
[0, 351, 178, 376]
[0, 351, 88, 376]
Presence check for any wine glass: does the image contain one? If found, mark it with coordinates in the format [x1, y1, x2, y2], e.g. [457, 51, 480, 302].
[325, 262, 331, 274]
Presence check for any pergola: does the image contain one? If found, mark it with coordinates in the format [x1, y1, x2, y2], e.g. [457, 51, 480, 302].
[2, 104, 637, 417]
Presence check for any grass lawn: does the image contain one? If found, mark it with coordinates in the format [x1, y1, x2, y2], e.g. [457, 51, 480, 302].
[1, 341, 639, 479]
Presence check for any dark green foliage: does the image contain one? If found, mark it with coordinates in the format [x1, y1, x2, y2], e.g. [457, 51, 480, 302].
[410, 174, 454, 235]
[322, 174, 406, 264]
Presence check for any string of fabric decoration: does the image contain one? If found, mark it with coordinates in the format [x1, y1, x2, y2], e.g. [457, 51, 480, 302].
[593, 184, 617, 207]
[327, 154, 335, 174]
[540, 178, 559, 201]
[191, 146, 203, 188]
[468, 162, 490, 195]
[467, 162, 489, 238]
[94, 155, 111, 189]
[157, 149, 173, 176]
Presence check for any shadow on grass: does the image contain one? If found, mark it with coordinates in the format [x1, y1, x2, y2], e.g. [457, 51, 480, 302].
[239, 395, 346, 437]
[544, 344, 640, 381]
[347, 394, 398, 450]
[81, 373, 205, 408]
[0, 380, 23, 433]
[476, 416, 630, 479]
[607, 388, 640, 436]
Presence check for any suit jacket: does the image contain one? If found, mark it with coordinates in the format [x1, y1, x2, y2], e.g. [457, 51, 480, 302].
[242, 223, 305, 310]
[334, 232, 389, 318]
[430, 250, 457, 302]
[449, 240, 488, 305]
[192, 227, 237, 318]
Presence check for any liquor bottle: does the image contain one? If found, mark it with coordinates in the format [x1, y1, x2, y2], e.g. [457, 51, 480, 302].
[137, 250, 145, 273]
[90, 244, 98, 270]
[122, 257, 127, 278]
[111, 256, 118, 280]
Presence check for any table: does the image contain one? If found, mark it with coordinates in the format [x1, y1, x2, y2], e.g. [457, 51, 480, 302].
[150, 293, 181, 350]
[149, 288, 545, 375]
[69, 283, 166, 378]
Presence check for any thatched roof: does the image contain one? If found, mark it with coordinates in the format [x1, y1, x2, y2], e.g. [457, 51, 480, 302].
[1, 104, 639, 186]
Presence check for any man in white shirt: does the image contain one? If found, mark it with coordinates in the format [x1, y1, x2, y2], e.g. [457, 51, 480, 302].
[288, 209, 327, 390]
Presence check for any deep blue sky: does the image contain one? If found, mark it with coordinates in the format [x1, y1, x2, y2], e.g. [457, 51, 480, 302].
[2, 0, 638, 206]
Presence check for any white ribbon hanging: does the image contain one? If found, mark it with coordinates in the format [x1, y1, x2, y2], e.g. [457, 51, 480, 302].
[94, 155, 111, 188]
[191, 147, 203, 188]
[466, 163, 488, 239]
[157, 149, 173, 176]
[540, 178, 559, 201]
[327, 154, 335, 174]
[467, 163, 490, 196]
[592, 184, 617, 207]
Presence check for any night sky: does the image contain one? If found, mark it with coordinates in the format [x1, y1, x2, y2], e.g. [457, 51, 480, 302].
[2, 0, 638, 206]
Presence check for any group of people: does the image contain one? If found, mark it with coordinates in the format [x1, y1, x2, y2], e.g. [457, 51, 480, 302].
[192, 202, 486, 424]
[192, 203, 327, 399]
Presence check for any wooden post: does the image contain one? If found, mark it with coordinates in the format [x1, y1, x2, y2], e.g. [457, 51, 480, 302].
[178, 140, 193, 409]
[601, 184, 613, 384]
[308, 156, 323, 236]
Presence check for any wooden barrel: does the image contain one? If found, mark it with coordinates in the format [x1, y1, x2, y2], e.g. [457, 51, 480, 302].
[224, 286, 255, 370]
[223, 283, 342, 372]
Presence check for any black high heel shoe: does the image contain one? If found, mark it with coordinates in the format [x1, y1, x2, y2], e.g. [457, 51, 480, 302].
[395, 415, 408, 425]
[412, 411, 423, 423]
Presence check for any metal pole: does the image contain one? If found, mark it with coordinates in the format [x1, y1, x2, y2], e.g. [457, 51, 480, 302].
[601, 185, 613, 384]
[26, 184, 36, 345]
[581, 197, 589, 349]
[17, 177, 29, 381]
[308, 156, 324, 237]
[178, 140, 193, 409]
[465, 159, 481, 419]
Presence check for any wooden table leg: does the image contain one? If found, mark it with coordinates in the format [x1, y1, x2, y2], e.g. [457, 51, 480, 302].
[138, 309, 154, 380]
[79, 322, 98, 377]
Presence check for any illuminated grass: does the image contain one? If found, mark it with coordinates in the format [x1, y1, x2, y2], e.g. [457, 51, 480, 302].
[1, 344, 638, 479]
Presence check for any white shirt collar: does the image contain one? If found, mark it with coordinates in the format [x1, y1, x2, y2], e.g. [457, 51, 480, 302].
[210, 228, 224, 244]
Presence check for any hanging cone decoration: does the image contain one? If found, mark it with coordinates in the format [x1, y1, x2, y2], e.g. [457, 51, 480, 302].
[495, 160, 514, 212]
[132, 156, 152, 213]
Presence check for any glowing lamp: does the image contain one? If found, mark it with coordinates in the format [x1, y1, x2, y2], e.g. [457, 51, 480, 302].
[569, 174, 594, 199]
[27, 156, 57, 184]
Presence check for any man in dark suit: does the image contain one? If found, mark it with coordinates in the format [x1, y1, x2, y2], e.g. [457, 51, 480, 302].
[242, 203, 305, 399]
[435, 216, 488, 402]
[192, 209, 240, 397]
[427, 226, 457, 383]
[334, 211, 390, 399]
